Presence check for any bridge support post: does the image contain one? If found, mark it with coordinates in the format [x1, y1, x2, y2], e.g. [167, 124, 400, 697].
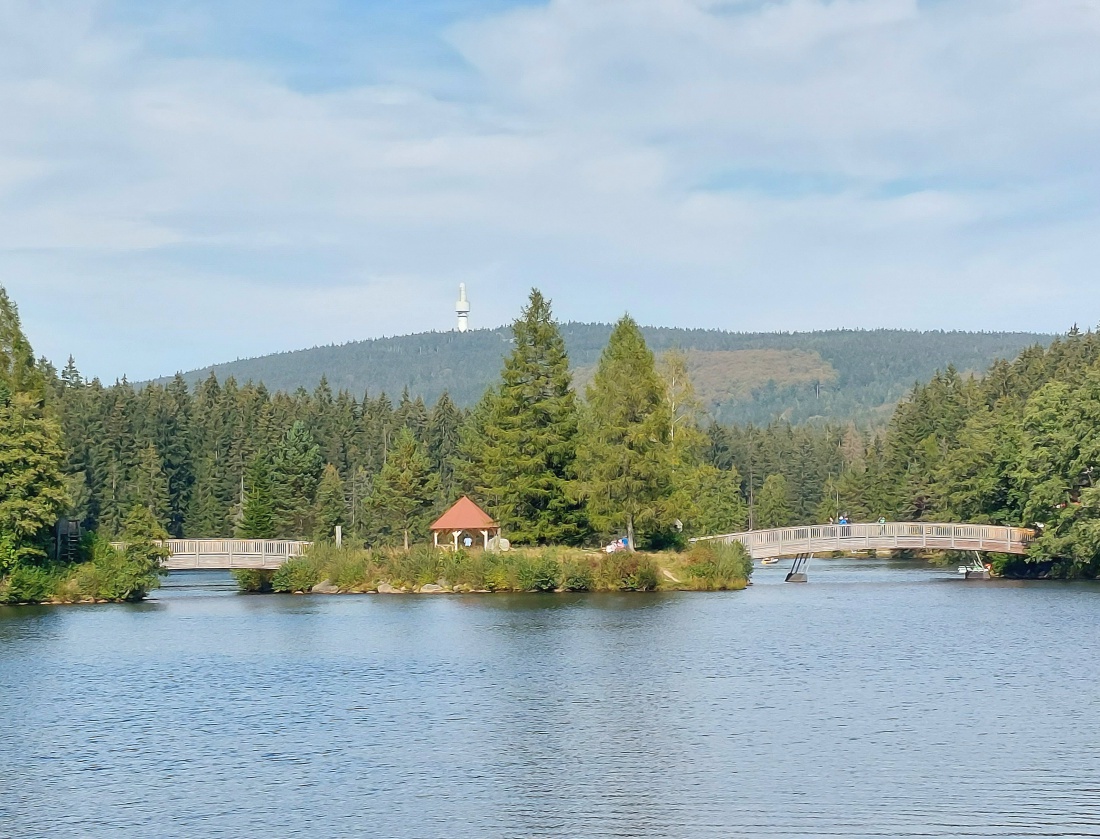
[785, 553, 811, 583]
[963, 551, 991, 580]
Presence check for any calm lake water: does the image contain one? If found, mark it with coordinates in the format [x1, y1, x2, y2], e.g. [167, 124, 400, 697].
[2, 558, 1100, 839]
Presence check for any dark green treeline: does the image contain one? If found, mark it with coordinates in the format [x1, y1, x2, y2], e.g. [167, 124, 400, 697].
[48, 290, 872, 548]
[53, 365, 467, 544]
[25, 281, 1100, 577]
[19, 279, 1100, 580]
[823, 327, 1100, 578]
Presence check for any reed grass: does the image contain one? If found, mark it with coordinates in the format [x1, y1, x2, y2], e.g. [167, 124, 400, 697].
[237, 541, 751, 595]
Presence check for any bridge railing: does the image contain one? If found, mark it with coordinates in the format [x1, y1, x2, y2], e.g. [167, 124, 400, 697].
[165, 539, 311, 569]
[694, 522, 1034, 559]
[112, 539, 312, 569]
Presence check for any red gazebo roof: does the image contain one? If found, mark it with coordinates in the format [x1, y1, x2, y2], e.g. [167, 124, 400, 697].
[430, 496, 498, 531]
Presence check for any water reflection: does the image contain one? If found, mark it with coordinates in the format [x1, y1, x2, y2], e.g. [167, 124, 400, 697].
[1, 560, 1099, 838]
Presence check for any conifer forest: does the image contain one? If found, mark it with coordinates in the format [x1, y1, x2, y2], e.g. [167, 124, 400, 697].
[4, 281, 1100, 583]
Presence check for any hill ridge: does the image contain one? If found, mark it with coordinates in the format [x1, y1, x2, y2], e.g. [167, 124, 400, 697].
[154, 323, 1053, 426]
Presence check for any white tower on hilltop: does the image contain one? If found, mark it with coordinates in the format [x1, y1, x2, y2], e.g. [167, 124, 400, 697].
[456, 283, 470, 332]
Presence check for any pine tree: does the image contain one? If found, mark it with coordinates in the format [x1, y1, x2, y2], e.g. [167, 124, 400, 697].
[0, 390, 67, 567]
[187, 374, 236, 536]
[690, 464, 748, 536]
[756, 473, 793, 528]
[271, 420, 324, 537]
[658, 348, 707, 542]
[370, 427, 438, 550]
[313, 464, 347, 541]
[361, 393, 395, 475]
[936, 406, 1022, 524]
[129, 444, 170, 528]
[460, 289, 586, 544]
[97, 379, 139, 536]
[159, 374, 194, 536]
[108, 505, 170, 601]
[426, 392, 463, 502]
[0, 287, 67, 567]
[237, 454, 277, 539]
[574, 315, 677, 549]
[0, 286, 43, 398]
[660, 348, 705, 455]
[395, 388, 430, 443]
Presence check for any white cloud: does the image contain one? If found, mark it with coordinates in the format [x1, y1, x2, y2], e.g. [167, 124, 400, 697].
[1, 0, 1099, 380]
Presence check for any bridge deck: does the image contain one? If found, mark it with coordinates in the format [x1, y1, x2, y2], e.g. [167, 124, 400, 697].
[160, 540, 311, 570]
[694, 522, 1034, 559]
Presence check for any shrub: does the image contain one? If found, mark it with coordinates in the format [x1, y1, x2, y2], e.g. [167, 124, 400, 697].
[377, 546, 440, 588]
[271, 556, 323, 592]
[438, 549, 492, 590]
[484, 553, 518, 591]
[596, 553, 659, 591]
[561, 556, 595, 591]
[684, 541, 752, 591]
[516, 550, 560, 592]
[621, 556, 659, 591]
[307, 543, 370, 591]
[331, 555, 369, 590]
[233, 569, 274, 593]
[1, 565, 59, 603]
[64, 530, 168, 602]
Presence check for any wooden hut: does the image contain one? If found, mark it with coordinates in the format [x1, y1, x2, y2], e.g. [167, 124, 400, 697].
[430, 496, 500, 550]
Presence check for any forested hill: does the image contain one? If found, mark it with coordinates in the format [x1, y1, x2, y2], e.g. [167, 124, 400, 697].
[159, 326, 1052, 425]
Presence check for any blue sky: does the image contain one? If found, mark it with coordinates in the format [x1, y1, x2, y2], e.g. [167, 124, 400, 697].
[3, 0, 1099, 382]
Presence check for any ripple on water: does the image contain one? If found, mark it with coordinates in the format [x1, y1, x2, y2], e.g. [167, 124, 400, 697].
[2, 561, 1100, 838]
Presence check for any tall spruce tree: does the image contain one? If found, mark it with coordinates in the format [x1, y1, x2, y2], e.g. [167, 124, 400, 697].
[237, 454, 277, 538]
[574, 315, 677, 549]
[0, 287, 43, 398]
[690, 464, 748, 536]
[370, 427, 438, 550]
[0, 389, 67, 568]
[271, 420, 324, 537]
[756, 473, 794, 528]
[0, 287, 66, 567]
[460, 289, 585, 544]
[313, 464, 347, 541]
[155, 374, 194, 536]
[426, 392, 463, 503]
[129, 444, 170, 528]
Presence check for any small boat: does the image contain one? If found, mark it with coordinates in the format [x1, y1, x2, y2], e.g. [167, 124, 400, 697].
[760, 558, 780, 565]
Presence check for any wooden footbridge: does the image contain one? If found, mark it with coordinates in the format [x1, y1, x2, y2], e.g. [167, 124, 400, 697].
[694, 522, 1035, 582]
[693, 522, 1034, 560]
[158, 540, 311, 570]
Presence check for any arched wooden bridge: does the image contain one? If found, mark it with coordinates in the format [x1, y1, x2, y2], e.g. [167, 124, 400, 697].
[159, 540, 311, 570]
[692, 522, 1035, 560]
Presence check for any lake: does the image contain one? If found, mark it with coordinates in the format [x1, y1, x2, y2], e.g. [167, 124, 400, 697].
[2, 557, 1099, 838]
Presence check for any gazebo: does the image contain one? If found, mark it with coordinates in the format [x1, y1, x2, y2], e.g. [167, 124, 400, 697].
[430, 496, 500, 550]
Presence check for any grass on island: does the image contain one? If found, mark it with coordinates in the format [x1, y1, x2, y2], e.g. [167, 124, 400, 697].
[233, 539, 753, 595]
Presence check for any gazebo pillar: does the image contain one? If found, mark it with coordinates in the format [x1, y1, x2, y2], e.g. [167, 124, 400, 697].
[453, 530, 461, 550]
[481, 529, 489, 549]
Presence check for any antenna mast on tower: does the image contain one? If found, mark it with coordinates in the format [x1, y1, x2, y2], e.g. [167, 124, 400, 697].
[456, 283, 470, 332]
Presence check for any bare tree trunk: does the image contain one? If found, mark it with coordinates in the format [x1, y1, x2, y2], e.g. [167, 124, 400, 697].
[626, 513, 635, 552]
[404, 528, 410, 551]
